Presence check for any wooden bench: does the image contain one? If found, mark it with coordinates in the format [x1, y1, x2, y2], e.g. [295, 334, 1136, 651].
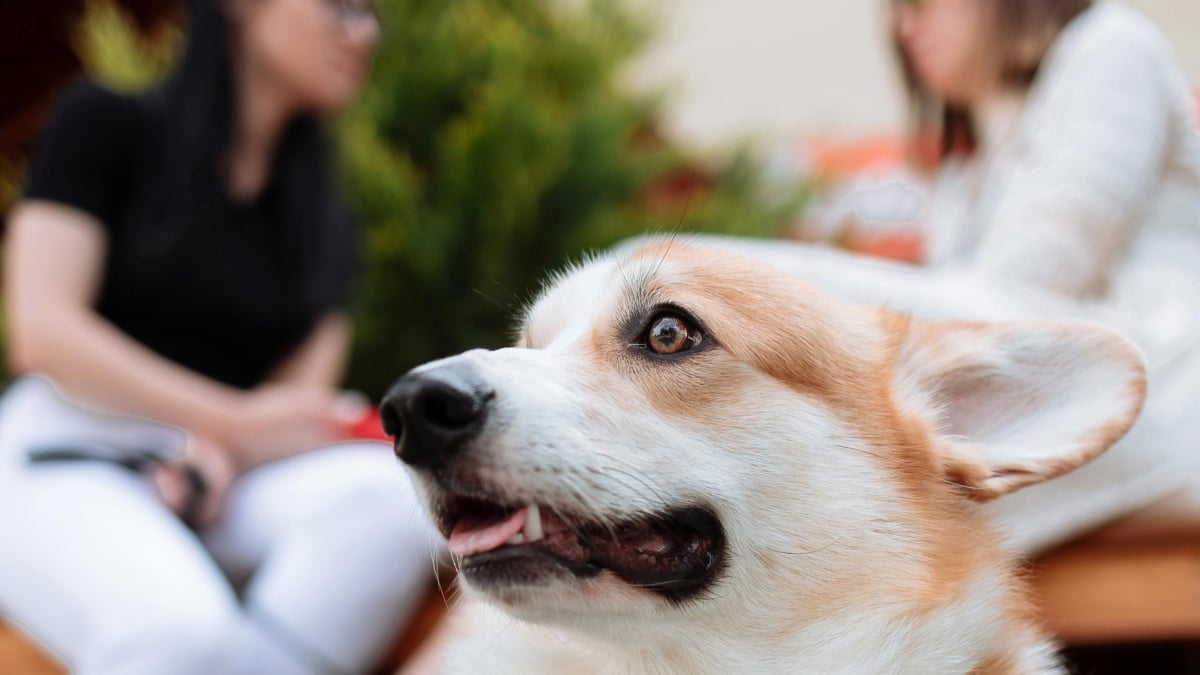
[1032, 525, 1200, 646]
[6, 530, 1200, 672]
[0, 625, 59, 675]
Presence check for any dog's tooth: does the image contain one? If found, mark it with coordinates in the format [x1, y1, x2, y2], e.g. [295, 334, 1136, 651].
[526, 504, 544, 541]
[507, 533, 525, 545]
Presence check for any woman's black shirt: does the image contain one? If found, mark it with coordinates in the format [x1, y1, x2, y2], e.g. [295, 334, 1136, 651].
[24, 81, 356, 389]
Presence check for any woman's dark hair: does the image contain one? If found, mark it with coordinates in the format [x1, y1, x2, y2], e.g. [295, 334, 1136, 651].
[893, 0, 1093, 169]
[147, 0, 353, 310]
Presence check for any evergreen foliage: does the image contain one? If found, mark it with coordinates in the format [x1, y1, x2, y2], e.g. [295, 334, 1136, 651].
[34, 0, 800, 397]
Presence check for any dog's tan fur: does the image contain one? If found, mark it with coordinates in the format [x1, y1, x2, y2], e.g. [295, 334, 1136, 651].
[401, 242, 1146, 674]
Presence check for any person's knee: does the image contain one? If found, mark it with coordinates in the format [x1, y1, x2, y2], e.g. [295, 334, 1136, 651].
[156, 607, 240, 674]
[340, 469, 441, 555]
[250, 445, 442, 578]
[309, 445, 438, 544]
[82, 599, 241, 675]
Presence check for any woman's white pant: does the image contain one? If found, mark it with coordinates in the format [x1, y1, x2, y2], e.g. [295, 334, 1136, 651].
[0, 378, 441, 675]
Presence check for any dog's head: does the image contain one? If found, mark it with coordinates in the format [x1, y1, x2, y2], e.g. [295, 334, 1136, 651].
[382, 243, 1145, 634]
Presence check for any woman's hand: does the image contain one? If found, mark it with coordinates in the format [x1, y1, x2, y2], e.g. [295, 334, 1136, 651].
[153, 435, 238, 529]
[222, 385, 367, 468]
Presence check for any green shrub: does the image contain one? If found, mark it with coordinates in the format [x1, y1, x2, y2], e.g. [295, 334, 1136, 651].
[62, 0, 800, 398]
[0, 158, 22, 219]
[342, 0, 797, 396]
[0, 0, 179, 216]
[72, 0, 179, 91]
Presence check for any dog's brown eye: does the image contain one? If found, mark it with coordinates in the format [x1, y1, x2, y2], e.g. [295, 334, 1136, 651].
[646, 314, 702, 355]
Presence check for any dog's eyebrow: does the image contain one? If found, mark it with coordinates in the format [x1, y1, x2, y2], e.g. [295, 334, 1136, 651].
[615, 271, 667, 340]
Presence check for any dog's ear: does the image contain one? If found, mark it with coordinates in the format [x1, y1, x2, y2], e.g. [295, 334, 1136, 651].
[894, 318, 1147, 502]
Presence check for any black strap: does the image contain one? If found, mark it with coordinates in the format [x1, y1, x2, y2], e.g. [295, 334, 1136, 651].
[27, 447, 161, 473]
[179, 463, 209, 529]
[29, 449, 211, 531]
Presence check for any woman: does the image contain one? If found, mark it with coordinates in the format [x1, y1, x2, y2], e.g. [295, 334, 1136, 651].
[666, 0, 1200, 553]
[0, 1, 435, 673]
[892, 0, 1200, 297]
[887, 0, 1200, 550]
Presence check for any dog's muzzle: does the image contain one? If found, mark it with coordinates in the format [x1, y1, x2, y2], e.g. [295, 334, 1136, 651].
[380, 363, 495, 470]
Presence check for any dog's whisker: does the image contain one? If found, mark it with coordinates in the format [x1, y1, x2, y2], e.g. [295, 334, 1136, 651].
[765, 544, 833, 556]
[554, 474, 622, 542]
[447, 552, 466, 582]
[472, 287, 511, 312]
[557, 478, 622, 541]
[429, 545, 456, 610]
[626, 577, 700, 591]
[615, 252, 635, 297]
[587, 445, 670, 487]
[651, 207, 689, 278]
[445, 582, 468, 609]
[587, 449, 675, 506]
[547, 503, 588, 543]
[585, 465, 672, 517]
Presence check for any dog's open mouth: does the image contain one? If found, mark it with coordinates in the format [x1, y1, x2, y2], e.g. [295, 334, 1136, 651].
[441, 496, 724, 601]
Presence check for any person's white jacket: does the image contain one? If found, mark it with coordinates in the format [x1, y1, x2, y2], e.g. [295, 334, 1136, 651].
[924, 1, 1200, 551]
[632, 3, 1200, 553]
[929, 2, 1200, 349]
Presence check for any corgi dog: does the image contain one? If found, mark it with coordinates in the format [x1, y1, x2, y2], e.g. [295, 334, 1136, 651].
[382, 242, 1146, 674]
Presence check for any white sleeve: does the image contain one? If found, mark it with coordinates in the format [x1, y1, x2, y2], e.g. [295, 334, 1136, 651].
[970, 16, 1182, 298]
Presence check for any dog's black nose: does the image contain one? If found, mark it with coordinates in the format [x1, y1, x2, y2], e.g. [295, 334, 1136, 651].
[380, 365, 494, 469]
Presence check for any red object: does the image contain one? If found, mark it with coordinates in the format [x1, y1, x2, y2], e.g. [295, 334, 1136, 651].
[344, 407, 390, 441]
[804, 135, 908, 180]
[843, 232, 926, 265]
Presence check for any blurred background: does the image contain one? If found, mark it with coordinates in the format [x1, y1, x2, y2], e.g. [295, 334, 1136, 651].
[0, 0, 805, 402]
[630, 0, 1200, 143]
[4, 0, 1196, 400]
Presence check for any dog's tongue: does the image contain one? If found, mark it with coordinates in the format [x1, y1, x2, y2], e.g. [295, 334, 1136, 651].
[448, 506, 528, 557]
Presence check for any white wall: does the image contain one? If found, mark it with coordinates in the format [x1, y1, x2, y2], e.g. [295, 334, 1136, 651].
[628, 0, 1200, 148]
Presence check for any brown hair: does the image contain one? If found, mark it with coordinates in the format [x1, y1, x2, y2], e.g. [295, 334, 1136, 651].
[893, 0, 1093, 169]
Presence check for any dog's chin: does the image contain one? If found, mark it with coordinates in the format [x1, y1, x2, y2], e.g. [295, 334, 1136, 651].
[430, 487, 725, 605]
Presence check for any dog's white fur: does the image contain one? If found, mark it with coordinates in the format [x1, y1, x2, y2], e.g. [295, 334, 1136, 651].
[405, 241, 1146, 674]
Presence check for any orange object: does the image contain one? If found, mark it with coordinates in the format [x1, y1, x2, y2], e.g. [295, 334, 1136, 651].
[842, 231, 925, 265]
[344, 407, 390, 442]
[1032, 528, 1200, 645]
[805, 135, 907, 179]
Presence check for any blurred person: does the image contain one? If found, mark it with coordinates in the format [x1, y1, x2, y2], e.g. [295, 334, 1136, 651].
[637, 0, 1200, 554]
[891, 0, 1200, 295]
[0, 0, 438, 674]
[889, 0, 1200, 546]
